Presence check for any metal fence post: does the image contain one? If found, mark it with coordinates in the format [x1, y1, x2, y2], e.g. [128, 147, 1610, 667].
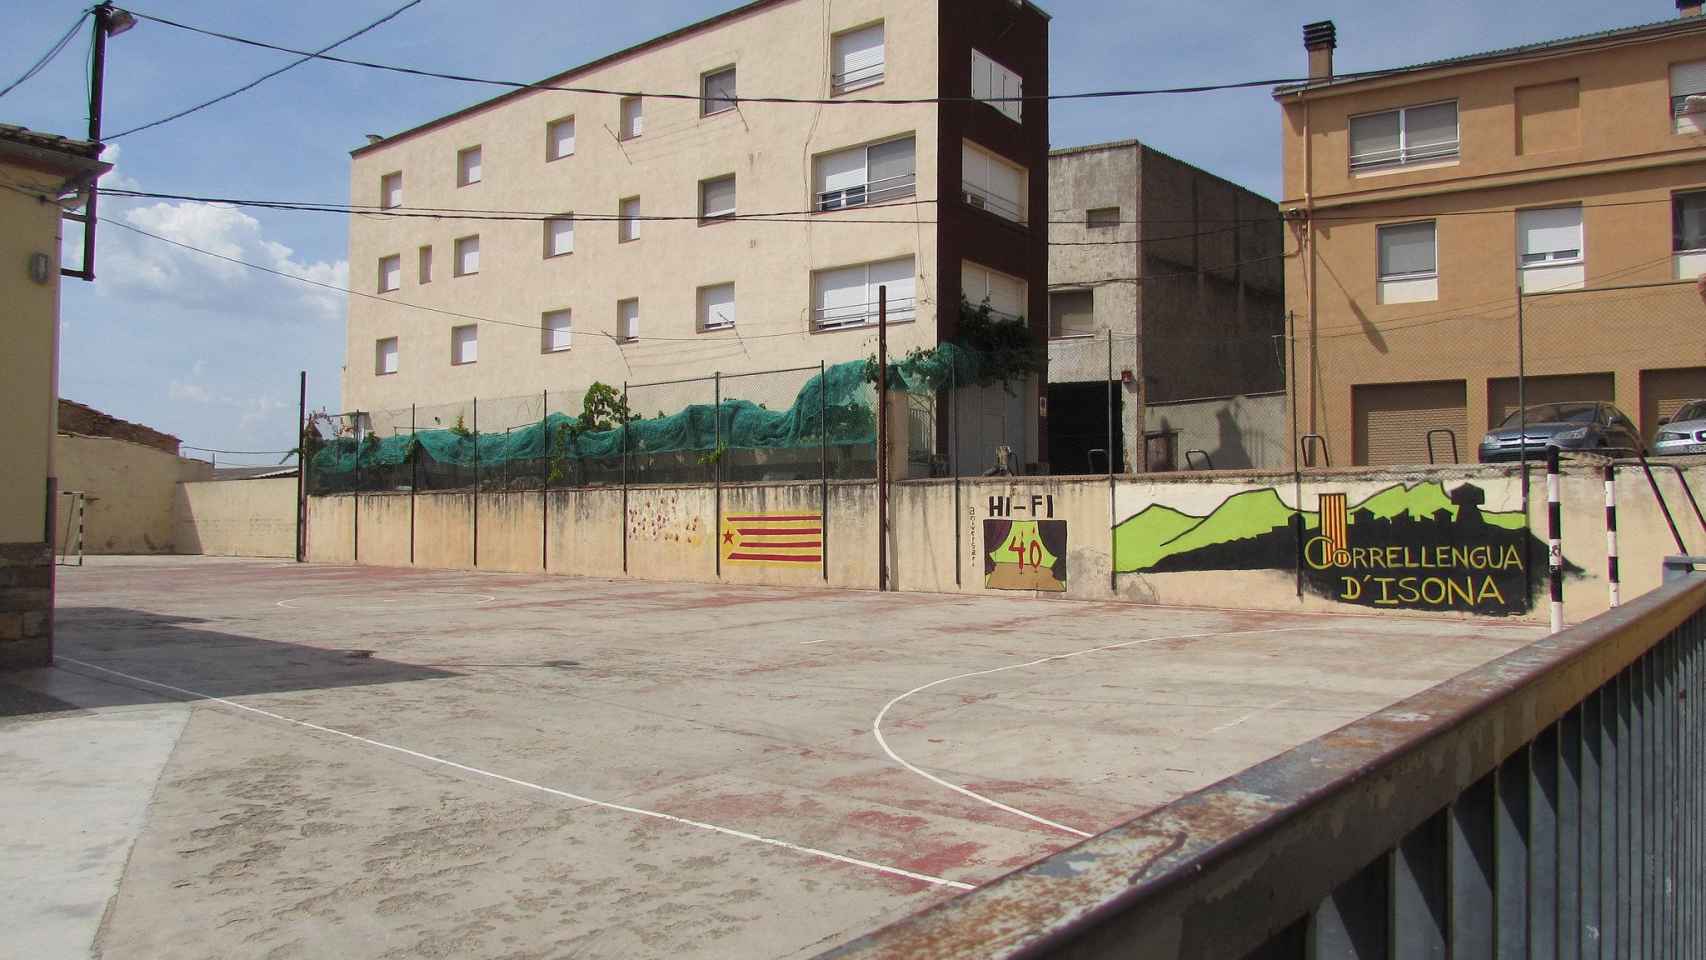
[951, 358, 960, 588]
[295, 369, 305, 563]
[541, 388, 549, 572]
[621, 380, 629, 574]
[1107, 328, 1116, 594]
[1548, 446, 1563, 634]
[877, 285, 888, 592]
[1607, 464, 1620, 608]
[352, 410, 361, 563]
[821, 360, 830, 583]
[472, 396, 479, 568]
[410, 403, 417, 566]
[714, 371, 722, 579]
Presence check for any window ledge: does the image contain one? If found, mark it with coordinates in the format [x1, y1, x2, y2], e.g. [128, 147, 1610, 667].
[832, 77, 885, 97]
[545, 251, 573, 260]
[812, 315, 917, 335]
[1351, 158, 1460, 179]
[1049, 333, 1096, 341]
[698, 215, 736, 226]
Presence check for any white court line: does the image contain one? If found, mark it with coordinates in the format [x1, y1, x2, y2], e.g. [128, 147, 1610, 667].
[800, 638, 832, 645]
[275, 593, 497, 610]
[58, 657, 975, 892]
[873, 626, 1317, 838]
[1209, 696, 1296, 735]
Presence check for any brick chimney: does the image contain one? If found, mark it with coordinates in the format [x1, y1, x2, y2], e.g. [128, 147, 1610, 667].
[1304, 21, 1336, 82]
[1683, 0, 1703, 17]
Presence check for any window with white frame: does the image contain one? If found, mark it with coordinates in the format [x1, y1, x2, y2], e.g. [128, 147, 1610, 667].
[380, 172, 402, 209]
[618, 196, 640, 241]
[961, 140, 1027, 223]
[1675, 191, 1706, 252]
[617, 298, 640, 342]
[545, 216, 574, 257]
[418, 245, 432, 283]
[542, 309, 572, 353]
[1348, 101, 1458, 172]
[971, 49, 1022, 123]
[457, 145, 482, 186]
[547, 116, 576, 160]
[700, 175, 736, 221]
[698, 282, 735, 331]
[815, 136, 915, 210]
[1517, 205, 1584, 292]
[454, 235, 480, 276]
[812, 255, 915, 330]
[451, 324, 478, 365]
[701, 66, 736, 116]
[1376, 220, 1438, 304]
[620, 97, 644, 139]
[378, 254, 401, 293]
[831, 22, 884, 93]
[375, 337, 399, 375]
[961, 261, 1026, 320]
[1672, 60, 1706, 133]
[1049, 290, 1094, 339]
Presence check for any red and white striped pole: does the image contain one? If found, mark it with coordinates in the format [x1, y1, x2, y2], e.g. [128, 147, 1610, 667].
[1547, 446, 1563, 634]
[1604, 463, 1620, 608]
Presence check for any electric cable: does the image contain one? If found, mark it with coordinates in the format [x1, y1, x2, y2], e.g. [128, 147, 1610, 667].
[0, 8, 92, 101]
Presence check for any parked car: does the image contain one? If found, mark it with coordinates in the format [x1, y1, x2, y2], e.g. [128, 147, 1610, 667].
[1651, 399, 1706, 456]
[1477, 401, 1642, 462]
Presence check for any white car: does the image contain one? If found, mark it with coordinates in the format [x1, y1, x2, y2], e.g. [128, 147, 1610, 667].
[1652, 399, 1706, 456]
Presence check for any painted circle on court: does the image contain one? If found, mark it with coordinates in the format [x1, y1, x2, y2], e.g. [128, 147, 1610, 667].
[276, 592, 498, 611]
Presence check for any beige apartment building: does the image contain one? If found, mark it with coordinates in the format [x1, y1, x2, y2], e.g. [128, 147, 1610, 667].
[1277, 4, 1706, 468]
[343, 0, 1050, 473]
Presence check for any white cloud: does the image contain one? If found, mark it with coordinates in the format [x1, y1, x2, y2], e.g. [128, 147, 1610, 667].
[97, 144, 142, 192]
[168, 379, 213, 403]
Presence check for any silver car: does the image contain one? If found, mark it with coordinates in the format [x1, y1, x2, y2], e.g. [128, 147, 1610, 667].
[1652, 399, 1706, 456]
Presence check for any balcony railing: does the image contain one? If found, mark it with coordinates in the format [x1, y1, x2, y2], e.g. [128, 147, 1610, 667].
[831, 62, 885, 95]
[817, 173, 916, 212]
[960, 182, 1025, 223]
[813, 295, 915, 331]
[1349, 136, 1460, 171]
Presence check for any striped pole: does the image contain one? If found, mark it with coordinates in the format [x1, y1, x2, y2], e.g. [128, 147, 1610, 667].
[1547, 446, 1563, 633]
[1604, 463, 1620, 609]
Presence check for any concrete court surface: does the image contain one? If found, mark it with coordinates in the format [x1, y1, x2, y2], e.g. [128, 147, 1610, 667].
[1, 556, 1545, 959]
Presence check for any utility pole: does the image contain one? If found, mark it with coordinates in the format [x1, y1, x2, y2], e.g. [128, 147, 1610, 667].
[877, 286, 889, 592]
[64, 2, 135, 282]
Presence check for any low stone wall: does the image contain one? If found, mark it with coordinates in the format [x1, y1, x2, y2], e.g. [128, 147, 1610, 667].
[0, 541, 52, 668]
[304, 462, 1706, 624]
[55, 434, 212, 554]
[173, 477, 298, 558]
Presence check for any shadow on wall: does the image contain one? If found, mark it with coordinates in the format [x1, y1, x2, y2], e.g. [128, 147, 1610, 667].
[0, 607, 461, 718]
[1153, 407, 1256, 470]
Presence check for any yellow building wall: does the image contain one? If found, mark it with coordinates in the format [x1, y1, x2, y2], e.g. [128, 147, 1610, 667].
[0, 169, 66, 544]
[173, 477, 297, 557]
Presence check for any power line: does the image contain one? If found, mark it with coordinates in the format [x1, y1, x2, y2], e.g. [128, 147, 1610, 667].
[0, 8, 91, 101]
[105, 0, 423, 140]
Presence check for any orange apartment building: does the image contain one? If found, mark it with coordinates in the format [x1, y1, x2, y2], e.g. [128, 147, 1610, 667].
[1277, 4, 1706, 467]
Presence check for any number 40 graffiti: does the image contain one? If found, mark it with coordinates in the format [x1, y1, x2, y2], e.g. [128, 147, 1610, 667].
[1008, 534, 1045, 571]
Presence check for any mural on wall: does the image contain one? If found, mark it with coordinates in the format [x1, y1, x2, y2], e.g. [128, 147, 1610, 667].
[1113, 481, 1562, 615]
[721, 512, 822, 566]
[627, 493, 704, 545]
[983, 494, 1067, 592]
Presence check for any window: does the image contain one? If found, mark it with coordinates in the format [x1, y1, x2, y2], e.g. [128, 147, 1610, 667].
[379, 172, 402, 209]
[454, 235, 480, 276]
[1675, 191, 1706, 252]
[700, 175, 736, 221]
[620, 97, 644, 139]
[812, 255, 915, 330]
[961, 140, 1027, 223]
[701, 66, 737, 116]
[418, 245, 432, 283]
[375, 337, 399, 375]
[1376, 220, 1437, 304]
[1049, 290, 1094, 339]
[451, 324, 478, 365]
[961, 261, 1026, 320]
[545, 216, 574, 257]
[547, 116, 576, 160]
[1086, 207, 1120, 229]
[377, 254, 401, 293]
[815, 136, 915, 210]
[617, 298, 640, 342]
[1517, 206, 1584, 292]
[1671, 60, 1706, 133]
[618, 196, 640, 242]
[1350, 102, 1458, 172]
[698, 282, 735, 331]
[971, 49, 1022, 123]
[542, 309, 572, 353]
[457, 146, 482, 186]
[831, 22, 884, 93]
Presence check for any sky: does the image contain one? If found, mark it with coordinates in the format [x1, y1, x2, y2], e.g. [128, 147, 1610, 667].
[1, 0, 1660, 466]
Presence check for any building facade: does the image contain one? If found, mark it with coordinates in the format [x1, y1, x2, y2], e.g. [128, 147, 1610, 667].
[1278, 5, 1706, 468]
[0, 124, 107, 668]
[343, 0, 1049, 474]
[1047, 141, 1285, 474]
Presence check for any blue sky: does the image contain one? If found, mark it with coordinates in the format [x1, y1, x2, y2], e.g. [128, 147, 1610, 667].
[2, 0, 1658, 464]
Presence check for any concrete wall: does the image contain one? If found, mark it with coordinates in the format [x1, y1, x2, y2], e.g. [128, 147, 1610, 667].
[1144, 392, 1287, 471]
[54, 435, 213, 555]
[174, 477, 297, 558]
[306, 461, 1706, 625]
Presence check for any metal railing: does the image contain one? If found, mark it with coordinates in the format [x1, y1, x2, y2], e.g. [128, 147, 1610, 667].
[821, 563, 1706, 960]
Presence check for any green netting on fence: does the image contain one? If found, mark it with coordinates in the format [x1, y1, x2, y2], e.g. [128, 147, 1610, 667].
[310, 346, 983, 483]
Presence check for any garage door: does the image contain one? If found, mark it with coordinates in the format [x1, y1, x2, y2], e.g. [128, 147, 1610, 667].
[1640, 367, 1706, 442]
[1353, 380, 1469, 467]
[1486, 372, 1614, 428]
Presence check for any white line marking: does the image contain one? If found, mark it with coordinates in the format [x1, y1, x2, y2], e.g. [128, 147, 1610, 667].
[800, 638, 832, 645]
[58, 657, 974, 892]
[1209, 696, 1296, 735]
[275, 593, 497, 610]
[873, 626, 1316, 838]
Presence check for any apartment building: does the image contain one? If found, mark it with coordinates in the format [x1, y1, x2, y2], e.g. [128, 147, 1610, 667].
[1047, 141, 1285, 474]
[1277, 4, 1706, 468]
[342, 0, 1049, 474]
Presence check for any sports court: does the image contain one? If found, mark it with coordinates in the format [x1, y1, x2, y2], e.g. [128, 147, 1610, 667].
[5, 557, 1544, 958]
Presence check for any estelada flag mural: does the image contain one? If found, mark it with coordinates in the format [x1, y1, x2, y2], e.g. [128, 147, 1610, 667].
[720, 512, 823, 566]
[984, 519, 1068, 592]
